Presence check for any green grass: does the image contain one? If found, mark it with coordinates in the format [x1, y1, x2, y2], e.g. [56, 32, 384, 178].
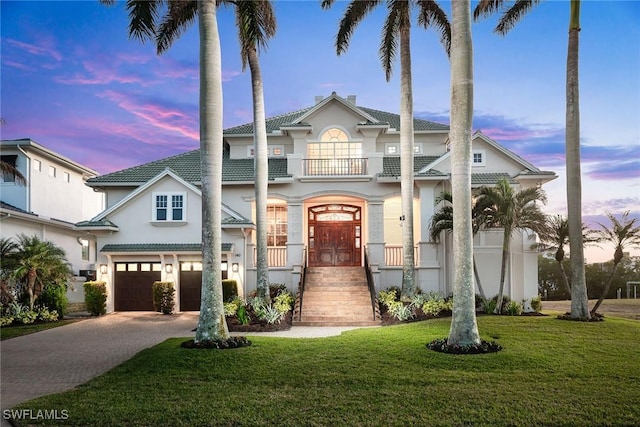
[0, 319, 78, 340]
[13, 316, 640, 426]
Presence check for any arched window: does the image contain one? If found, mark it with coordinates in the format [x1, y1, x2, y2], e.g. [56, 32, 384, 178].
[306, 128, 363, 175]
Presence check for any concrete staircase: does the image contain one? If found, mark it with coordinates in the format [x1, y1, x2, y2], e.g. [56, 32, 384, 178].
[293, 266, 381, 326]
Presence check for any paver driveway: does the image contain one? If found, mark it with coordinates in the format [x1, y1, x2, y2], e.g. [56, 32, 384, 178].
[1, 312, 198, 411]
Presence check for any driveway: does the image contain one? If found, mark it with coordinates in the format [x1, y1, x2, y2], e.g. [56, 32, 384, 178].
[1, 312, 199, 412]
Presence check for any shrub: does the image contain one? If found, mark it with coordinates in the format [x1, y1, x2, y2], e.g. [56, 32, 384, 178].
[387, 301, 414, 321]
[256, 305, 285, 324]
[529, 295, 543, 313]
[422, 299, 451, 317]
[0, 315, 14, 326]
[378, 289, 399, 308]
[269, 283, 287, 299]
[16, 309, 37, 324]
[152, 282, 175, 314]
[36, 307, 59, 322]
[224, 299, 241, 317]
[482, 298, 497, 315]
[38, 282, 68, 318]
[505, 300, 523, 316]
[236, 305, 250, 325]
[222, 279, 238, 302]
[84, 281, 107, 316]
[273, 291, 294, 314]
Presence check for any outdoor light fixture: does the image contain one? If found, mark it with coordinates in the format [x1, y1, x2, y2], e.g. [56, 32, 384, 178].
[99, 264, 107, 274]
[165, 264, 173, 274]
[221, 261, 228, 271]
[232, 263, 239, 273]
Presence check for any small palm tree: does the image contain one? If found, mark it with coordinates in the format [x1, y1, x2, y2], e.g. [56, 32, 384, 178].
[0, 237, 19, 305]
[536, 214, 599, 296]
[590, 211, 640, 316]
[321, 0, 450, 297]
[475, 179, 548, 313]
[13, 234, 72, 309]
[429, 191, 488, 300]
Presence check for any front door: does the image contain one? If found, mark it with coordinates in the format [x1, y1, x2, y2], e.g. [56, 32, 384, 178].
[308, 204, 361, 267]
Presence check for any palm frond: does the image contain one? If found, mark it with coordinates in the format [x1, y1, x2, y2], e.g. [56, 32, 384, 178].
[234, 0, 277, 69]
[156, 1, 197, 54]
[335, 0, 381, 56]
[379, 2, 401, 81]
[473, 0, 505, 21]
[416, 0, 451, 56]
[126, 0, 166, 43]
[495, 0, 541, 35]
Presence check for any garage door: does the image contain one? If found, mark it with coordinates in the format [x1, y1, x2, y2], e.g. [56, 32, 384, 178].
[114, 263, 161, 311]
[179, 262, 202, 311]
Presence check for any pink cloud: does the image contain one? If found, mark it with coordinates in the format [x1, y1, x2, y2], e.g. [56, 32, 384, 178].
[2, 60, 32, 71]
[222, 70, 242, 82]
[6, 38, 62, 61]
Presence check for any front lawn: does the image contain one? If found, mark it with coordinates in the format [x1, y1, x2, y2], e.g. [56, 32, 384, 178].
[0, 319, 78, 341]
[13, 316, 640, 426]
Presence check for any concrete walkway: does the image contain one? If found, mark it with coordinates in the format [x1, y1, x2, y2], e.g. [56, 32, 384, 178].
[1, 312, 364, 415]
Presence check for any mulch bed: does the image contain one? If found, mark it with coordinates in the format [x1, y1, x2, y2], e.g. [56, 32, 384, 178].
[226, 311, 293, 332]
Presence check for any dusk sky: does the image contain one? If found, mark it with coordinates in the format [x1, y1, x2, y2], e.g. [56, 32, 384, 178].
[1, 1, 639, 262]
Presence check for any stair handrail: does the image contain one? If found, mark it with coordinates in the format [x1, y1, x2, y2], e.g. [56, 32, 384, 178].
[364, 247, 378, 321]
[297, 246, 307, 321]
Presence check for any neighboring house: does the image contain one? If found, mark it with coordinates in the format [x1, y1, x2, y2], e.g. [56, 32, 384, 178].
[0, 139, 105, 304]
[79, 93, 556, 313]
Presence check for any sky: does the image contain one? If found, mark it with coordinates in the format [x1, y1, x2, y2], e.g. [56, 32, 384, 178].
[1, 0, 639, 263]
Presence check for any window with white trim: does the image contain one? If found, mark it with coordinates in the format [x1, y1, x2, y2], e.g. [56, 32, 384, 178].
[63, 172, 70, 183]
[33, 159, 42, 172]
[247, 145, 285, 158]
[385, 143, 424, 155]
[153, 192, 186, 222]
[472, 150, 486, 166]
[267, 205, 287, 247]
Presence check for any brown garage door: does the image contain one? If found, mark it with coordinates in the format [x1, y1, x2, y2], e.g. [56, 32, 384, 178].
[114, 263, 161, 311]
[180, 262, 202, 311]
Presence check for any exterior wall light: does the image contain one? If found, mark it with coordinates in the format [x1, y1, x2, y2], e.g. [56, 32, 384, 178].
[232, 263, 239, 273]
[165, 264, 173, 274]
[99, 264, 108, 275]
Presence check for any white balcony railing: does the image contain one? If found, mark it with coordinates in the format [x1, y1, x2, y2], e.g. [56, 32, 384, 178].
[253, 247, 287, 267]
[303, 158, 367, 176]
[384, 245, 419, 267]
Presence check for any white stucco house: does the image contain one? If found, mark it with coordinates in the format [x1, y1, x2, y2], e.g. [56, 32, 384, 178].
[77, 93, 556, 313]
[0, 139, 106, 304]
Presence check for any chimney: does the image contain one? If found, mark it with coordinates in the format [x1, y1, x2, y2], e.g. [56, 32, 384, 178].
[346, 95, 356, 105]
[315, 96, 324, 104]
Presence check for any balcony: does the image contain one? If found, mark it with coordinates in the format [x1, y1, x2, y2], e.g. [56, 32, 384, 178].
[302, 158, 368, 176]
[253, 247, 287, 267]
[384, 245, 419, 267]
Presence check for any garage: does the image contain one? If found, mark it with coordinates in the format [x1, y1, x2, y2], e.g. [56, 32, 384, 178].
[179, 262, 202, 311]
[114, 262, 161, 311]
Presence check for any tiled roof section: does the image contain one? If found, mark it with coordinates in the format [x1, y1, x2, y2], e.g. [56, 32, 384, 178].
[517, 170, 556, 176]
[379, 156, 442, 178]
[100, 243, 233, 253]
[75, 219, 119, 229]
[1, 201, 34, 215]
[222, 217, 254, 226]
[358, 107, 449, 131]
[223, 104, 449, 136]
[87, 155, 291, 185]
[224, 107, 314, 135]
[471, 173, 518, 186]
[87, 150, 201, 184]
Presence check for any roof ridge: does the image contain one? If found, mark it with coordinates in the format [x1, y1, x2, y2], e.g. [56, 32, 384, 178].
[359, 106, 448, 127]
[89, 149, 199, 181]
[224, 105, 314, 132]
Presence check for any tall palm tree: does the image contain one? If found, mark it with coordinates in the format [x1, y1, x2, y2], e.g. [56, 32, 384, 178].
[590, 211, 640, 316]
[13, 234, 72, 310]
[447, 0, 480, 346]
[475, 179, 548, 313]
[474, 0, 590, 320]
[104, 0, 276, 339]
[429, 191, 488, 300]
[321, 0, 450, 297]
[154, 1, 276, 303]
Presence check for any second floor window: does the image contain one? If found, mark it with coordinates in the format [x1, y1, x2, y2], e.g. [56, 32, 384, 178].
[153, 192, 185, 221]
[306, 128, 363, 175]
[267, 205, 287, 246]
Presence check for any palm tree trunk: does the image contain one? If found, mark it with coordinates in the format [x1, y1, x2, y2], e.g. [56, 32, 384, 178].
[557, 260, 571, 295]
[447, 0, 480, 346]
[566, 0, 590, 320]
[27, 269, 37, 310]
[494, 230, 510, 314]
[399, 12, 416, 297]
[196, 0, 229, 342]
[248, 46, 270, 303]
[472, 257, 486, 300]
[590, 262, 618, 317]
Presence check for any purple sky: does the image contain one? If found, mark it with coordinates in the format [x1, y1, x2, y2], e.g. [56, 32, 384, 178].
[1, 1, 639, 262]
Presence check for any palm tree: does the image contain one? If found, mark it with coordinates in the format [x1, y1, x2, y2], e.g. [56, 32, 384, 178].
[475, 179, 548, 313]
[0, 237, 19, 306]
[474, 0, 589, 320]
[104, 0, 276, 339]
[536, 214, 599, 296]
[154, 1, 276, 303]
[12, 234, 72, 310]
[321, 0, 450, 297]
[447, 0, 480, 346]
[429, 191, 488, 300]
[590, 211, 640, 317]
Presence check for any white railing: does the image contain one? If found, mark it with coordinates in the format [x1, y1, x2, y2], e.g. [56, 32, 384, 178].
[384, 245, 419, 267]
[303, 158, 367, 176]
[254, 247, 287, 267]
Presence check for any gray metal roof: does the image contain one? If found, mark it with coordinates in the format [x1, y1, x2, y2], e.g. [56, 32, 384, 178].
[101, 243, 233, 253]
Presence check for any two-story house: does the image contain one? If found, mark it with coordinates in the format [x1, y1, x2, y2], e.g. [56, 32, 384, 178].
[78, 93, 556, 314]
[0, 139, 106, 304]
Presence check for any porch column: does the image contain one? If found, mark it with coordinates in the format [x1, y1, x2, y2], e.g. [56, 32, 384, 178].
[287, 200, 305, 289]
[367, 198, 384, 292]
[416, 183, 441, 294]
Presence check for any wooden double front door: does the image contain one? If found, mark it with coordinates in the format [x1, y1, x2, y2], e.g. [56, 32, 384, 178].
[308, 204, 361, 267]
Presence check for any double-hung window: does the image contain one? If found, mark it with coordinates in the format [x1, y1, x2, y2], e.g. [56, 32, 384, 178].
[153, 192, 185, 222]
